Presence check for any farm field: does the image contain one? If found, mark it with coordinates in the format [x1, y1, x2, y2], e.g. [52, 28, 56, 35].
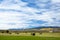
[0, 33, 60, 40]
[0, 36, 60, 40]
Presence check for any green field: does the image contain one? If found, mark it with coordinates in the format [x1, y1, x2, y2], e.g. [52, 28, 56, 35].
[0, 33, 60, 40]
[0, 36, 60, 40]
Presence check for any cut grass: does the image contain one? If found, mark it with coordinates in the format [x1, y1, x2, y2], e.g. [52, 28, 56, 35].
[0, 33, 60, 37]
[0, 36, 60, 40]
[0, 33, 60, 40]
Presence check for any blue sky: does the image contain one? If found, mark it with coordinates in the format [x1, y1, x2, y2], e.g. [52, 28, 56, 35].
[0, 0, 60, 30]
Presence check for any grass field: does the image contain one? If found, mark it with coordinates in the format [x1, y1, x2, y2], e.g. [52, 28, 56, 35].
[0, 36, 60, 40]
[0, 33, 60, 40]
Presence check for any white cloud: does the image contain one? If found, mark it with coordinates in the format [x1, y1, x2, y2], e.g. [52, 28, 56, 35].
[0, 0, 60, 30]
[51, 0, 60, 3]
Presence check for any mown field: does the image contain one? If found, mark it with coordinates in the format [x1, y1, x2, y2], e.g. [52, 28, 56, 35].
[0, 33, 60, 40]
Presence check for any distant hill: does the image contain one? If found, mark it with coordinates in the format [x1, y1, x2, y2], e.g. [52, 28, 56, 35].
[9, 26, 60, 30]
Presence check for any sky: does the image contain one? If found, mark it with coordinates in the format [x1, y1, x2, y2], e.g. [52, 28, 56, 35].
[0, 0, 60, 30]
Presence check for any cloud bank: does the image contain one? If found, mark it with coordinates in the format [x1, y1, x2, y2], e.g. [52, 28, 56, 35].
[0, 0, 60, 30]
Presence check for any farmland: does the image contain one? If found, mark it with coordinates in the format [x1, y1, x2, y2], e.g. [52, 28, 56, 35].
[0, 35, 60, 40]
[0, 33, 60, 40]
[0, 28, 60, 40]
